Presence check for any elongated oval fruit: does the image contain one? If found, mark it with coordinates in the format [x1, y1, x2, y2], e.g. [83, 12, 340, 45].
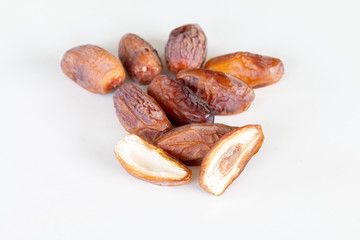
[176, 69, 254, 115]
[115, 134, 192, 186]
[61, 44, 125, 94]
[154, 123, 238, 166]
[165, 24, 207, 74]
[119, 33, 162, 85]
[113, 83, 172, 142]
[199, 125, 264, 196]
[204, 52, 284, 88]
[147, 75, 214, 126]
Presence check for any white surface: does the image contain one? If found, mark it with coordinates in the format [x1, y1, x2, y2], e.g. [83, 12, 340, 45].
[1, 0, 359, 239]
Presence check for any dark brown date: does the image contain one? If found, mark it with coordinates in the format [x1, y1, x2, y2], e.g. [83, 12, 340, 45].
[176, 69, 255, 115]
[113, 83, 172, 142]
[61, 44, 125, 94]
[153, 123, 238, 165]
[147, 75, 214, 126]
[165, 24, 207, 74]
[119, 33, 162, 85]
[204, 52, 284, 88]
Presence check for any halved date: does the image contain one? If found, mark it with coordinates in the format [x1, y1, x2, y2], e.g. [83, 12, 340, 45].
[154, 123, 237, 165]
[61, 44, 125, 94]
[176, 69, 254, 115]
[199, 125, 264, 196]
[204, 52, 284, 88]
[147, 75, 214, 126]
[119, 33, 162, 85]
[113, 83, 172, 142]
[165, 24, 207, 74]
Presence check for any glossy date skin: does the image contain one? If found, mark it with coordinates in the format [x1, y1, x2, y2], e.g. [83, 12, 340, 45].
[154, 123, 238, 166]
[147, 75, 214, 126]
[113, 83, 172, 142]
[205, 52, 284, 88]
[119, 34, 162, 85]
[176, 69, 255, 115]
[61, 44, 125, 94]
[165, 24, 207, 74]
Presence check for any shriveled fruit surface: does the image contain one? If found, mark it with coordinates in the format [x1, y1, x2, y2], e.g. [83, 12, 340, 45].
[119, 33, 162, 85]
[199, 125, 264, 196]
[205, 52, 284, 88]
[61, 44, 125, 94]
[113, 83, 172, 142]
[114, 134, 192, 186]
[165, 24, 207, 74]
[147, 75, 214, 126]
[176, 69, 254, 115]
[154, 123, 238, 166]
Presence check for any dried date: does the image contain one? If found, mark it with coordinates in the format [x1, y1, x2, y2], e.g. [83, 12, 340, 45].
[147, 75, 214, 126]
[165, 24, 207, 74]
[119, 33, 162, 85]
[154, 123, 237, 165]
[61, 44, 125, 94]
[113, 82, 172, 142]
[204, 52, 284, 88]
[176, 69, 254, 115]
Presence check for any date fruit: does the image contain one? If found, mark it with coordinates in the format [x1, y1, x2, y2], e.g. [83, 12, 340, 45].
[61, 44, 125, 94]
[204, 52, 284, 88]
[154, 123, 237, 166]
[114, 134, 192, 186]
[113, 82, 172, 142]
[176, 69, 254, 115]
[165, 24, 207, 74]
[199, 125, 264, 196]
[147, 75, 214, 126]
[119, 33, 162, 85]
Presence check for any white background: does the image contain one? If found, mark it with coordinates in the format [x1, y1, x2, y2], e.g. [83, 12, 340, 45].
[1, 0, 359, 239]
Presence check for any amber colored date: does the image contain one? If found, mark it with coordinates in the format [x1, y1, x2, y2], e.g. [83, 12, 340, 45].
[176, 69, 254, 115]
[204, 52, 284, 88]
[119, 34, 162, 85]
[147, 75, 214, 126]
[165, 24, 207, 74]
[61, 44, 125, 94]
[153, 123, 237, 165]
[113, 83, 172, 142]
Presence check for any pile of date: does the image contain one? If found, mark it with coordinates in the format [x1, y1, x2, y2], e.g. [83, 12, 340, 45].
[61, 24, 284, 196]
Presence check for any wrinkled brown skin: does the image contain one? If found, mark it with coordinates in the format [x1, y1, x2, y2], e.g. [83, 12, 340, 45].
[113, 83, 172, 142]
[154, 123, 237, 165]
[199, 125, 264, 196]
[119, 34, 162, 85]
[205, 52, 284, 88]
[114, 135, 192, 186]
[165, 24, 207, 74]
[61, 44, 125, 94]
[147, 75, 214, 126]
[176, 69, 255, 115]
